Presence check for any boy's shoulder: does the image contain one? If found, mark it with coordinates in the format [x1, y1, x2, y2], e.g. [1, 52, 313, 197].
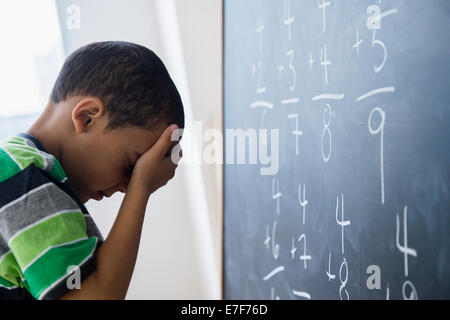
[0, 134, 104, 300]
[0, 134, 67, 184]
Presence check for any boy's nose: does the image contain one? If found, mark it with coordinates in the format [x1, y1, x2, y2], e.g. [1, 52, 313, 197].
[117, 180, 128, 194]
[103, 181, 127, 197]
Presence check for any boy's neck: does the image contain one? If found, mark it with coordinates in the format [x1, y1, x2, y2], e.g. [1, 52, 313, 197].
[27, 102, 65, 166]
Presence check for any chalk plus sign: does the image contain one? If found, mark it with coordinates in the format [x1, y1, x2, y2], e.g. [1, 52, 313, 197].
[284, 0, 294, 41]
[264, 226, 271, 249]
[353, 28, 363, 56]
[318, 0, 331, 34]
[308, 52, 314, 69]
[321, 44, 331, 85]
[290, 238, 297, 259]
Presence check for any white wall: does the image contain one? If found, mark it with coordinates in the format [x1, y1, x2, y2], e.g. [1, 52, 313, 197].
[174, 0, 223, 279]
[55, 0, 222, 299]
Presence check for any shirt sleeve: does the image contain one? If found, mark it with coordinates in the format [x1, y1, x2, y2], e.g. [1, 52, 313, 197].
[0, 164, 103, 300]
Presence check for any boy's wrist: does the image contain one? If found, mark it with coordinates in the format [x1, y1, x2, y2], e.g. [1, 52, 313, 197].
[127, 175, 153, 198]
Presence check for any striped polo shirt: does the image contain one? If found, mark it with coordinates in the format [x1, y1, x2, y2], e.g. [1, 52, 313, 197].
[0, 133, 104, 300]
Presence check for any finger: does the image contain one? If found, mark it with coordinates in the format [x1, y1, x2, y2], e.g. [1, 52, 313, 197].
[165, 140, 178, 158]
[153, 124, 179, 159]
[162, 157, 178, 179]
[163, 154, 178, 170]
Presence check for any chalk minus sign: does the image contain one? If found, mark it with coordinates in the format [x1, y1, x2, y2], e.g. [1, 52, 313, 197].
[281, 98, 300, 105]
[356, 87, 395, 102]
[312, 93, 345, 101]
[292, 290, 311, 299]
[250, 101, 274, 109]
[263, 266, 285, 281]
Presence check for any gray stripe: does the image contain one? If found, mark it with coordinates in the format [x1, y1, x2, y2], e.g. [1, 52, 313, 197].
[22, 138, 37, 150]
[0, 238, 9, 257]
[22, 137, 54, 173]
[83, 215, 104, 241]
[39, 151, 55, 173]
[0, 184, 80, 243]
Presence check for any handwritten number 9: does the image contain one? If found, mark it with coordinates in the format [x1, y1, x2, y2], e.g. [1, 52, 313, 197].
[368, 107, 386, 204]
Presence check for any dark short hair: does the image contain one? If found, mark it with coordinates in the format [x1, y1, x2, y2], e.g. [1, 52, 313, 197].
[50, 41, 184, 131]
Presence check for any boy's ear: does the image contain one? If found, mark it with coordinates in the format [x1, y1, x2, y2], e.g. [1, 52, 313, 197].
[71, 97, 104, 133]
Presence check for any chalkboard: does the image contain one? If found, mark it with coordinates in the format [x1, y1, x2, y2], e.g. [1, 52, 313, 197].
[223, 0, 450, 300]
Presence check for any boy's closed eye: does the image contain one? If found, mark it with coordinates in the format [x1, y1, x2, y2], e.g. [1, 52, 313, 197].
[127, 152, 140, 176]
[128, 162, 134, 175]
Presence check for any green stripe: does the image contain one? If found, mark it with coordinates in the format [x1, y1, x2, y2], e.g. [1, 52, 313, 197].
[24, 237, 97, 299]
[0, 136, 68, 182]
[5, 136, 25, 145]
[0, 147, 22, 183]
[3, 136, 26, 147]
[3, 137, 45, 171]
[0, 252, 25, 287]
[10, 211, 87, 270]
[0, 275, 17, 288]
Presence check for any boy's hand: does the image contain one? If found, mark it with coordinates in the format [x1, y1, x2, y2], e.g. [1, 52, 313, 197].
[129, 124, 181, 196]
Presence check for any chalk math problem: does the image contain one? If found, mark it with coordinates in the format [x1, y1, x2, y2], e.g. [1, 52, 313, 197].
[224, 0, 450, 300]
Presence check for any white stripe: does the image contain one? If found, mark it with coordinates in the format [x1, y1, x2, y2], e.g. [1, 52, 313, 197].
[0, 283, 18, 290]
[0, 145, 23, 170]
[0, 182, 54, 213]
[8, 209, 81, 247]
[22, 237, 89, 272]
[42, 153, 48, 171]
[38, 237, 98, 300]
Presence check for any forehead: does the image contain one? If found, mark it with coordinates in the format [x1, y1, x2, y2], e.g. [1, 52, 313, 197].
[109, 122, 167, 155]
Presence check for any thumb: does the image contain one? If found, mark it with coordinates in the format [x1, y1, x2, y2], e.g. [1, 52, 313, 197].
[153, 124, 179, 158]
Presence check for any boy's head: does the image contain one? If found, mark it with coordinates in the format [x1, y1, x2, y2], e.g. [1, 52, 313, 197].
[37, 41, 184, 203]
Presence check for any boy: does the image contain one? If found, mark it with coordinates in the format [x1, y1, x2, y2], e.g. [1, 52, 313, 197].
[0, 41, 184, 300]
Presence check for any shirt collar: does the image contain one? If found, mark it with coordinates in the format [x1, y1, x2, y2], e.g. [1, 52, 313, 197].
[18, 132, 48, 153]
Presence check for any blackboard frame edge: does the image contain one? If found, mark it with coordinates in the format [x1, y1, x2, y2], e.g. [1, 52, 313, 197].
[220, 0, 225, 302]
